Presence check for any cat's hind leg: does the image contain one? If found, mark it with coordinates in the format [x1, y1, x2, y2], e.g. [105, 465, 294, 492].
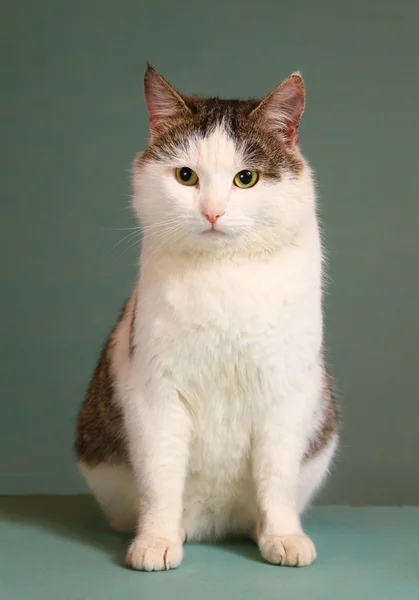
[78, 461, 138, 533]
[298, 434, 338, 513]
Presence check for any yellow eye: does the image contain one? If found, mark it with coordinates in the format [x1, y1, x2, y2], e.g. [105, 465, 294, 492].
[175, 167, 199, 186]
[233, 170, 259, 188]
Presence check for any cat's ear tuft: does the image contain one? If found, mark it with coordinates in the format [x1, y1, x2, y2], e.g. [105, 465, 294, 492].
[144, 65, 191, 138]
[250, 72, 305, 146]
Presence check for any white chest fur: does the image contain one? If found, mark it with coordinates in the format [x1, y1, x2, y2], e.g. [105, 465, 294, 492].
[126, 225, 323, 540]
[135, 223, 322, 396]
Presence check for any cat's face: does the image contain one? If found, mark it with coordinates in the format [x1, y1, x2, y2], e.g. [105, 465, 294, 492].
[133, 67, 315, 255]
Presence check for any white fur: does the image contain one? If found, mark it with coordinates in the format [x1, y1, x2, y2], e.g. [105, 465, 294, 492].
[80, 125, 336, 570]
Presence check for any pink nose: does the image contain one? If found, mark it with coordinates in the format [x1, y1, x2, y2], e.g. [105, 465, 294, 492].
[202, 210, 225, 225]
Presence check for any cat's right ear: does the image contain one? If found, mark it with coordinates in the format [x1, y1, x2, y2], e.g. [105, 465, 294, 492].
[144, 65, 191, 140]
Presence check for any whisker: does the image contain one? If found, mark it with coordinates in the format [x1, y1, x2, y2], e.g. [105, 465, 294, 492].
[140, 218, 185, 231]
[121, 222, 184, 258]
[140, 224, 185, 241]
[104, 226, 141, 232]
[110, 230, 142, 253]
[139, 226, 184, 268]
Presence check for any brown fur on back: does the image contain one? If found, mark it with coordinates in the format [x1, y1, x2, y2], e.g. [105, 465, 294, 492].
[74, 301, 130, 466]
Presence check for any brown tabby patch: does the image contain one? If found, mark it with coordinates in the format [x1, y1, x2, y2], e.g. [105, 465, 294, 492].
[303, 363, 339, 462]
[74, 301, 130, 465]
[138, 95, 304, 179]
[130, 290, 137, 356]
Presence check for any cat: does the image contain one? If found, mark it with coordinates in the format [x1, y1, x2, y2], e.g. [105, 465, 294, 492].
[75, 65, 338, 571]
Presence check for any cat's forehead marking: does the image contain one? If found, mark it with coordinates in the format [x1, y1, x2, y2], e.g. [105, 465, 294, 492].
[188, 126, 242, 174]
[138, 97, 304, 179]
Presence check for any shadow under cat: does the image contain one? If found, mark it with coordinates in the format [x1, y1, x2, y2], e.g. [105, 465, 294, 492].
[0, 495, 263, 567]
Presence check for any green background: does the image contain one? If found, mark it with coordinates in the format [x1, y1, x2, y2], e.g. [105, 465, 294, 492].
[2, 0, 418, 503]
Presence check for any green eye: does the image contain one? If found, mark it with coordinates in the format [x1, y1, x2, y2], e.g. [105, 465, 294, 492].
[175, 167, 199, 186]
[233, 170, 259, 189]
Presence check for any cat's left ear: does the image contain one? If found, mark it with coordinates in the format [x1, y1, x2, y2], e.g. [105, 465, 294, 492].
[250, 73, 305, 147]
[144, 65, 191, 139]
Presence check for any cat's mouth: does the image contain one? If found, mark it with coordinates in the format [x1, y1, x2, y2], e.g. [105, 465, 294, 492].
[201, 228, 226, 237]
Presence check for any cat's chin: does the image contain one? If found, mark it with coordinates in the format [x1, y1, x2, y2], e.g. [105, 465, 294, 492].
[182, 229, 238, 252]
[197, 228, 237, 246]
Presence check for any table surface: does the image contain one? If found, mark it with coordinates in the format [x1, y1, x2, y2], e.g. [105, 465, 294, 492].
[0, 496, 418, 600]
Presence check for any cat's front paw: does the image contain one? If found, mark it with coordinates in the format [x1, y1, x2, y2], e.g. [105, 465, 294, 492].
[259, 533, 316, 567]
[126, 535, 183, 571]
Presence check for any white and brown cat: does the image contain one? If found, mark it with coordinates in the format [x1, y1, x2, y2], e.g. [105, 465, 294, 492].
[75, 65, 338, 571]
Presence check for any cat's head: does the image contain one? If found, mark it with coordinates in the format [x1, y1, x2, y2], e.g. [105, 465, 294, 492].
[133, 65, 315, 256]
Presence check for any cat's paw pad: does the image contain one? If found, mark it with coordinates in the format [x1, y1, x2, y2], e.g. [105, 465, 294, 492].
[259, 533, 316, 567]
[126, 536, 183, 571]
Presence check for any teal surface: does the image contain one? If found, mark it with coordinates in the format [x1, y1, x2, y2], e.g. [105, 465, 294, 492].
[0, 497, 418, 600]
[2, 0, 419, 502]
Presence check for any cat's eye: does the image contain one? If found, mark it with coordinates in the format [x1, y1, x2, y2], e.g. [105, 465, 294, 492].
[175, 167, 199, 186]
[233, 170, 259, 189]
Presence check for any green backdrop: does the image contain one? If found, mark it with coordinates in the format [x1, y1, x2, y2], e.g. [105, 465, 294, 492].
[2, 0, 418, 504]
